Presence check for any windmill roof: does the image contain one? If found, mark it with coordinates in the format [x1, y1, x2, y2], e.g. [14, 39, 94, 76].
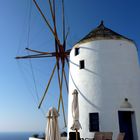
[77, 21, 133, 44]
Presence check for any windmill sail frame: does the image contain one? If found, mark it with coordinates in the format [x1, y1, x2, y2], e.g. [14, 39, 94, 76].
[16, 0, 70, 127]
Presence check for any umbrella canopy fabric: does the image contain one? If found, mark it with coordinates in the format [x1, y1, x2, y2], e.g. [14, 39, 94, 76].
[45, 107, 61, 140]
[71, 89, 82, 130]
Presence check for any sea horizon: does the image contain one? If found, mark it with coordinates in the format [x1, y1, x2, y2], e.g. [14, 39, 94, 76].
[0, 132, 44, 140]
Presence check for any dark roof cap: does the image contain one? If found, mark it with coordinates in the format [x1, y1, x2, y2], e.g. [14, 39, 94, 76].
[78, 21, 133, 44]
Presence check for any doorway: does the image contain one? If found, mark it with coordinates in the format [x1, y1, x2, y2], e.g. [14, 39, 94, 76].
[118, 111, 134, 140]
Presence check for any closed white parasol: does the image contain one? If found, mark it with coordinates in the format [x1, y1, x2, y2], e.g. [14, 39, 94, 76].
[71, 89, 82, 140]
[45, 107, 61, 140]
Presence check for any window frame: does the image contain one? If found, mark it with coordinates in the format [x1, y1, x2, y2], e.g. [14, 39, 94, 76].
[79, 60, 85, 69]
[75, 48, 80, 56]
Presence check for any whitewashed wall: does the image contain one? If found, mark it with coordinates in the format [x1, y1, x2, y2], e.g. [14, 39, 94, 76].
[67, 39, 140, 139]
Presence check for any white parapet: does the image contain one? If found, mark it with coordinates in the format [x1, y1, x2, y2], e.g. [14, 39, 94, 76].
[29, 137, 44, 140]
[61, 137, 67, 140]
[29, 137, 67, 140]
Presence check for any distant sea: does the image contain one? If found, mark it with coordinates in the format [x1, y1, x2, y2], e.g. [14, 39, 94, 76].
[0, 132, 41, 140]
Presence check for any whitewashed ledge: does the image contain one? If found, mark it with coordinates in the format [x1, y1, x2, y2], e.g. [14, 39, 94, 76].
[29, 137, 43, 140]
[29, 137, 67, 140]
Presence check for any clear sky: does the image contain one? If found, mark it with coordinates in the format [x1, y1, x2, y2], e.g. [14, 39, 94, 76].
[0, 0, 140, 132]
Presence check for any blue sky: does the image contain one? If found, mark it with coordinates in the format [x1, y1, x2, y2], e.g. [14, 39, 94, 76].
[0, 0, 140, 132]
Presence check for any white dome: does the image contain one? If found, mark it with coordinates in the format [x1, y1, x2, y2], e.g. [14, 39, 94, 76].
[120, 98, 132, 108]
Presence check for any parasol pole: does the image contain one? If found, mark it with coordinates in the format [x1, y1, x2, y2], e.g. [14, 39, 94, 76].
[76, 129, 78, 140]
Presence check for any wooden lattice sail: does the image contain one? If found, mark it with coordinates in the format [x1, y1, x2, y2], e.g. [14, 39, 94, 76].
[16, 0, 71, 127]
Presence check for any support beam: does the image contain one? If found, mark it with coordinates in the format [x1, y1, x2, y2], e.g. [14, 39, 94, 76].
[38, 62, 57, 109]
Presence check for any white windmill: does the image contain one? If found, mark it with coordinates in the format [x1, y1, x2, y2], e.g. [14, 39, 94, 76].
[68, 21, 140, 140]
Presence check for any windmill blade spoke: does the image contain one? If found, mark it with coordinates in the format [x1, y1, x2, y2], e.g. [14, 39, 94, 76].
[56, 52, 60, 69]
[33, 0, 54, 36]
[32, 0, 61, 47]
[52, 0, 57, 34]
[63, 68, 68, 93]
[61, 67, 67, 127]
[64, 27, 70, 45]
[57, 73, 63, 113]
[56, 67, 63, 116]
[26, 48, 51, 54]
[65, 56, 69, 68]
[38, 62, 57, 109]
[48, 0, 55, 22]
[51, 0, 65, 57]
[61, 92, 67, 127]
[62, 0, 66, 51]
[50, 0, 63, 63]
[48, 0, 58, 37]
[50, 0, 60, 69]
[57, 67, 67, 127]
[57, 68, 65, 127]
[26, 47, 67, 57]
[15, 54, 55, 59]
[52, 0, 59, 58]
[16, 50, 70, 60]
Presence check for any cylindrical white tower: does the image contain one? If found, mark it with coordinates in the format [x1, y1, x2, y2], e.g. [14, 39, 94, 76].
[68, 22, 140, 140]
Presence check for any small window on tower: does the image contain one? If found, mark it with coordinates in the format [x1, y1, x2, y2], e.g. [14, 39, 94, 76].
[89, 113, 99, 132]
[79, 60, 85, 69]
[75, 48, 80, 56]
